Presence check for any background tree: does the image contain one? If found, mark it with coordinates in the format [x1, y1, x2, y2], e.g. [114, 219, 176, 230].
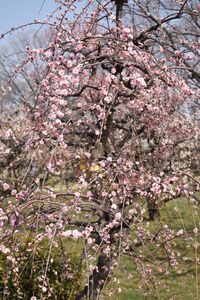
[0, 30, 52, 111]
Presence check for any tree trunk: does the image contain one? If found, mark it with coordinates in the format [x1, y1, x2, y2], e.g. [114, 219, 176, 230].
[147, 197, 159, 221]
[75, 253, 111, 300]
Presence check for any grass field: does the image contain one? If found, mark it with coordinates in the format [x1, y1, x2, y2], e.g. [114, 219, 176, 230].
[102, 197, 200, 300]
[48, 180, 200, 299]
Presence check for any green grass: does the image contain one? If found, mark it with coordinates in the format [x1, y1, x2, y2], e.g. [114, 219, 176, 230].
[102, 198, 200, 300]
[45, 181, 200, 299]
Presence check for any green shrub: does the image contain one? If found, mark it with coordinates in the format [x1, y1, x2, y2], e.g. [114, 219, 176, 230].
[0, 236, 83, 299]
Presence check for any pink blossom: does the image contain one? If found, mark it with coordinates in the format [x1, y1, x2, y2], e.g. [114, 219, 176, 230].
[66, 60, 73, 68]
[3, 183, 9, 191]
[115, 212, 121, 220]
[87, 237, 93, 244]
[0, 245, 10, 254]
[61, 206, 69, 213]
[176, 229, 184, 236]
[11, 190, 17, 196]
[111, 203, 117, 210]
[62, 230, 72, 237]
[174, 50, 181, 57]
[44, 50, 52, 58]
[76, 43, 83, 51]
[104, 96, 112, 103]
[86, 191, 93, 198]
[72, 229, 82, 240]
[95, 130, 100, 136]
[47, 162, 52, 172]
[150, 182, 160, 195]
[75, 192, 80, 198]
[42, 287, 47, 293]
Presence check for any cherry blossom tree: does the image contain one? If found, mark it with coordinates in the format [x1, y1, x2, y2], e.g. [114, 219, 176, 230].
[0, 0, 199, 299]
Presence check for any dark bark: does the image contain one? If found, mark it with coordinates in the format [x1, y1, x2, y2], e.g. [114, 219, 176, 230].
[112, 0, 128, 24]
[147, 197, 159, 221]
[75, 253, 111, 300]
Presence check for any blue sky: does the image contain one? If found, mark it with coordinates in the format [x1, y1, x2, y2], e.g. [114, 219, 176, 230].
[0, 0, 56, 34]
